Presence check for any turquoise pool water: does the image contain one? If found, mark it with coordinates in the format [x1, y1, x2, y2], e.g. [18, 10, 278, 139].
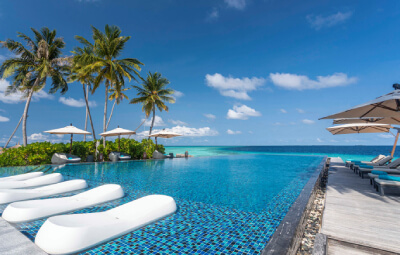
[0, 153, 324, 254]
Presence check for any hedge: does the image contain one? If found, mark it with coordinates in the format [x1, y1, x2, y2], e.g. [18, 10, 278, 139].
[0, 138, 165, 167]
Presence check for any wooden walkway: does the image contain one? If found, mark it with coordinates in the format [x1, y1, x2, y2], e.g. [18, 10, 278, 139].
[321, 157, 400, 254]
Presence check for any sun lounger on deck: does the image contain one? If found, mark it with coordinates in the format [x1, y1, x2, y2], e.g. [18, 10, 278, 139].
[345, 154, 385, 167]
[35, 194, 177, 254]
[355, 158, 400, 178]
[374, 175, 400, 196]
[0, 172, 43, 182]
[349, 156, 392, 171]
[0, 179, 87, 204]
[0, 173, 63, 189]
[2, 184, 124, 223]
[109, 152, 132, 162]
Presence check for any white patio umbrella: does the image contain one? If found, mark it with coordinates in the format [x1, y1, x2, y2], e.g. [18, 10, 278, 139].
[326, 123, 400, 157]
[148, 129, 182, 147]
[99, 126, 136, 151]
[326, 123, 394, 135]
[333, 117, 400, 125]
[44, 124, 91, 153]
[321, 90, 400, 120]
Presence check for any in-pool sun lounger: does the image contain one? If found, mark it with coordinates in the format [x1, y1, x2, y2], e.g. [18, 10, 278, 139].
[0, 179, 87, 204]
[3, 184, 124, 223]
[35, 195, 177, 255]
[0, 173, 63, 189]
[0, 172, 43, 182]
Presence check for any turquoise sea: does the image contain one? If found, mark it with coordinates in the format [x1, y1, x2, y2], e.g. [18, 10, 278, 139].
[165, 145, 399, 161]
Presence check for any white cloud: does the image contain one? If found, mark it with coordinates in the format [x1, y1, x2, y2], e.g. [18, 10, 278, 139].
[0, 115, 9, 122]
[330, 139, 339, 143]
[204, 114, 216, 120]
[317, 138, 323, 143]
[270, 72, 357, 90]
[307, 11, 353, 30]
[206, 73, 266, 100]
[0, 79, 53, 104]
[28, 133, 49, 142]
[227, 129, 241, 135]
[224, 0, 246, 10]
[273, 122, 285, 126]
[0, 109, 5, 112]
[378, 134, 393, 139]
[138, 126, 218, 137]
[296, 108, 305, 113]
[226, 104, 261, 120]
[206, 7, 219, 21]
[302, 119, 315, 124]
[172, 90, 184, 101]
[59, 97, 97, 108]
[169, 119, 187, 126]
[144, 116, 166, 127]
[280, 109, 287, 113]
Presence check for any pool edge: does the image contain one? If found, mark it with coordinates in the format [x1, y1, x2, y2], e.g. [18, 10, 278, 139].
[262, 156, 328, 255]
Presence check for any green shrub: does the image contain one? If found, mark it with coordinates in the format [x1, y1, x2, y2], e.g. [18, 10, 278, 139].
[0, 138, 164, 167]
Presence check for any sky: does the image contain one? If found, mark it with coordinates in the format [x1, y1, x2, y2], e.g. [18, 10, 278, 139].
[1, 0, 400, 146]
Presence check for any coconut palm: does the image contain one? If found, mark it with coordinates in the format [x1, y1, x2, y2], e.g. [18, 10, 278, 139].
[130, 72, 175, 136]
[74, 25, 143, 145]
[106, 86, 130, 129]
[69, 46, 97, 140]
[0, 27, 70, 146]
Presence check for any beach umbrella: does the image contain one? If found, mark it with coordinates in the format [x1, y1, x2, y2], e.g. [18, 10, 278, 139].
[326, 123, 400, 157]
[148, 129, 182, 147]
[333, 117, 400, 125]
[99, 126, 136, 151]
[326, 123, 393, 135]
[44, 124, 91, 153]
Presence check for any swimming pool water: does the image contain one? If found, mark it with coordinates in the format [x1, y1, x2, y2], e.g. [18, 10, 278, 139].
[0, 154, 324, 254]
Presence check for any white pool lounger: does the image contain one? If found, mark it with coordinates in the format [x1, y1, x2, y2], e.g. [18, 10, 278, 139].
[0, 172, 44, 182]
[35, 195, 177, 255]
[0, 179, 88, 204]
[3, 184, 124, 223]
[0, 173, 63, 189]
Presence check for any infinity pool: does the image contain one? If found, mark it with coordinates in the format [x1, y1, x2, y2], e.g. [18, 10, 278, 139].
[0, 154, 324, 254]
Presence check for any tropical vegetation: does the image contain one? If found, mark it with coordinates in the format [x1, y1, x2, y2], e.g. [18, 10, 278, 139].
[0, 25, 176, 164]
[0, 27, 70, 147]
[130, 72, 175, 136]
[0, 139, 164, 167]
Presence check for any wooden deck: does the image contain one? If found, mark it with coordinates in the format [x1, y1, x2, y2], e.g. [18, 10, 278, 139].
[321, 157, 400, 254]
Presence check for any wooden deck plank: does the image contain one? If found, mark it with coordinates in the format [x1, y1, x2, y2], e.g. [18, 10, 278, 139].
[321, 157, 400, 254]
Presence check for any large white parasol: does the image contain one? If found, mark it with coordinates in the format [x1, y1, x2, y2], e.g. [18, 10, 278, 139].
[45, 124, 91, 153]
[148, 129, 182, 147]
[333, 117, 400, 125]
[99, 126, 136, 151]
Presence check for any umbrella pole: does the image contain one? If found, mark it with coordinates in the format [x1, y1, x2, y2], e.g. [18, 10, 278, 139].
[155, 137, 158, 150]
[118, 135, 121, 151]
[70, 134, 73, 154]
[391, 129, 400, 157]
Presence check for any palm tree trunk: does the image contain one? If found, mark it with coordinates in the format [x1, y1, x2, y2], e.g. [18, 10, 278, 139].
[22, 88, 35, 146]
[83, 84, 96, 140]
[84, 84, 89, 142]
[106, 99, 116, 130]
[103, 83, 109, 147]
[4, 115, 23, 148]
[149, 106, 156, 136]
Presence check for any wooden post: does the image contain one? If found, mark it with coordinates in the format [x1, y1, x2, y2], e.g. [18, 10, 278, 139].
[118, 135, 121, 151]
[391, 129, 400, 157]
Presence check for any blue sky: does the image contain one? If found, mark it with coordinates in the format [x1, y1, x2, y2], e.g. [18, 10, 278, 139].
[1, 0, 400, 146]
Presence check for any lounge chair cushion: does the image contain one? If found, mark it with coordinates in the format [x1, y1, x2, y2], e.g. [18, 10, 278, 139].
[371, 170, 388, 175]
[359, 164, 373, 169]
[379, 175, 400, 182]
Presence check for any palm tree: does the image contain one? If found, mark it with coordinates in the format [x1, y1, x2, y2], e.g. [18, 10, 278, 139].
[0, 27, 69, 146]
[74, 25, 143, 146]
[130, 72, 175, 136]
[69, 46, 97, 140]
[106, 86, 130, 129]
